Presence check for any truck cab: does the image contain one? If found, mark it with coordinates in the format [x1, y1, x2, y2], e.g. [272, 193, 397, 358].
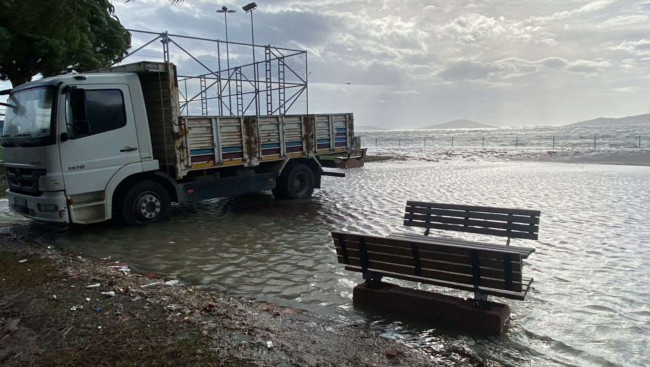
[2, 72, 158, 224]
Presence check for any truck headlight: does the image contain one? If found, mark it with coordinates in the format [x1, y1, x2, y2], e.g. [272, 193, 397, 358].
[38, 204, 59, 213]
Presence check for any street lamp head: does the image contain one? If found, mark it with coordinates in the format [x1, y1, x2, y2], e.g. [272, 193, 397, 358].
[243, 2, 257, 12]
[216, 6, 236, 13]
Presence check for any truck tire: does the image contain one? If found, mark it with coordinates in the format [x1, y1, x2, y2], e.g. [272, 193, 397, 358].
[273, 163, 315, 200]
[119, 180, 172, 226]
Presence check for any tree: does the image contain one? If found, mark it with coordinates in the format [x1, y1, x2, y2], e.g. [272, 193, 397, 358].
[0, 0, 131, 87]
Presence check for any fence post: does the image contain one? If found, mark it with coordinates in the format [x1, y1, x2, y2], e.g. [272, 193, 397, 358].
[594, 134, 597, 149]
[424, 137, 426, 147]
[552, 136, 555, 149]
[451, 136, 454, 147]
[375, 137, 377, 147]
[640, 135, 642, 149]
[399, 138, 401, 147]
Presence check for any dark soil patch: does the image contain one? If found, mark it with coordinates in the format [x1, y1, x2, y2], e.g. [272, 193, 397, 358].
[0, 252, 251, 367]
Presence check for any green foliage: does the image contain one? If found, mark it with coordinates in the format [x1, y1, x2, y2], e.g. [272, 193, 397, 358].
[0, 0, 131, 86]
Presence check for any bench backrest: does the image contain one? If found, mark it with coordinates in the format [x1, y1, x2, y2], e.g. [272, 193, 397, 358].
[404, 201, 541, 240]
[331, 232, 528, 297]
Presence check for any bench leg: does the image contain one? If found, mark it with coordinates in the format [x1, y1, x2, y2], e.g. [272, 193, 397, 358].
[473, 292, 491, 310]
[363, 271, 384, 289]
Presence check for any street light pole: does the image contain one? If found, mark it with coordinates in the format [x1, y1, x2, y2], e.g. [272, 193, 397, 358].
[217, 6, 236, 115]
[243, 2, 259, 115]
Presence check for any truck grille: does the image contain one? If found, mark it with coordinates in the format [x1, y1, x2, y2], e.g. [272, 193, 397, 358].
[5, 167, 46, 196]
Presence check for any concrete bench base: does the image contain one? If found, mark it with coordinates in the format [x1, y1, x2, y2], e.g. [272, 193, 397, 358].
[337, 159, 364, 169]
[353, 282, 511, 335]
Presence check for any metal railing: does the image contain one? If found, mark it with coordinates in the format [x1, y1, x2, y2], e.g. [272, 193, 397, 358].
[360, 135, 648, 149]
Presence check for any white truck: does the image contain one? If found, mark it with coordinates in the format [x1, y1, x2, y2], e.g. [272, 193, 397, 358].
[1, 62, 355, 225]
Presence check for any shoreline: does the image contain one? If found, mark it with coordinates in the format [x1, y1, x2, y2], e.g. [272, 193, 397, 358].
[362, 149, 650, 167]
[0, 234, 492, 367]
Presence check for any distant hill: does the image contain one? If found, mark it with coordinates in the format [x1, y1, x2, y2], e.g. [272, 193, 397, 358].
[419, 119, 495, 130]
[568, 113, 650, 127]
[356, 125, 388, 131]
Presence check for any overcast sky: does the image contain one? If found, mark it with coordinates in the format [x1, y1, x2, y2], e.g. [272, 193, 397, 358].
[4, 0, 650, 128]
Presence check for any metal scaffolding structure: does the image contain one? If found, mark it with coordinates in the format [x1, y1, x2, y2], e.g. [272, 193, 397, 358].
[115, 29, 309, 117]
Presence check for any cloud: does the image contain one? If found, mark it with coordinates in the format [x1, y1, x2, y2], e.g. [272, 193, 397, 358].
[612, 39, 650, 56]
[440, 13, 535, 43]
[601, 15, 649, 27]
[438, 61, 498, 81]
[526, 0, 616, 25]
[392, 90, 420, 96]
[539, 38, 559, 46]
[610, 87, 639, 93]
[539, 57, 570, 69]
[444, 56, 608, 82]
[565, 60, 611, 74]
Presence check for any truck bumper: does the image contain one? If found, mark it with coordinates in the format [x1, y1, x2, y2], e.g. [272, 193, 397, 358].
[6, 190, 70, 224]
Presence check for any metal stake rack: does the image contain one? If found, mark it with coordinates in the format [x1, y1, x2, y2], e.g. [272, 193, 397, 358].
[116, 29, 309, 117]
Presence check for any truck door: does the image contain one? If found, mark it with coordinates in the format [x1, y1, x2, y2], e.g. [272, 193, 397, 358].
[59, 84, 141, 196]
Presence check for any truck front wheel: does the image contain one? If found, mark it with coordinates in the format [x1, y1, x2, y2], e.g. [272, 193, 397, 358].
[118, 180, 172, 226]
[273, 163, 315, 199]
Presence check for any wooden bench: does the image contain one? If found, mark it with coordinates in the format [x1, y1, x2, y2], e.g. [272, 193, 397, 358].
[332, 231, 535, 304]
[331, 202, 540, 333]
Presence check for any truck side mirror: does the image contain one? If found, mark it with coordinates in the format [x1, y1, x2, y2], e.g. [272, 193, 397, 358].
[69, 87, 90, 136]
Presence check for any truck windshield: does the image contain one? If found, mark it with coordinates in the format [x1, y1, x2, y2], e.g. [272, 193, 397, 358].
[1, 86, 56, 147]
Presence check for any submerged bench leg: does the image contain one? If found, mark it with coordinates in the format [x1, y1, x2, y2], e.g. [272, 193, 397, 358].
[363, 271, 383, 289]
[473, 292, 491, 310]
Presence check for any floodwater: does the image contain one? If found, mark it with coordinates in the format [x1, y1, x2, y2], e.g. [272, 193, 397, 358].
[1, 159, 649, 366]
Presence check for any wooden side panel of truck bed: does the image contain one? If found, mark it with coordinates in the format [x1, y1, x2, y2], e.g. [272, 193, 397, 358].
[177, 113, 354, 178]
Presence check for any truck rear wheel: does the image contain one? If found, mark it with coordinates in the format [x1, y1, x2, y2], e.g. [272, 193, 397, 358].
[273, 163, 315, 199]
[119, 180, 172, 226]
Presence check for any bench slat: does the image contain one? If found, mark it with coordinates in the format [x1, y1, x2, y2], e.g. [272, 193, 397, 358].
[334, 246, 522, 280]
[334, 232, 526, 260]
[387, 233, 535, 258]
[404, 213, 539, 233]
[406, 201, 541, 217]
[334, 239, 523, 272]
[344, 265, 532, 301]
[404, 220, 539, 240]
[405, 206, 540, 225]
[339, 256, 522, 292]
